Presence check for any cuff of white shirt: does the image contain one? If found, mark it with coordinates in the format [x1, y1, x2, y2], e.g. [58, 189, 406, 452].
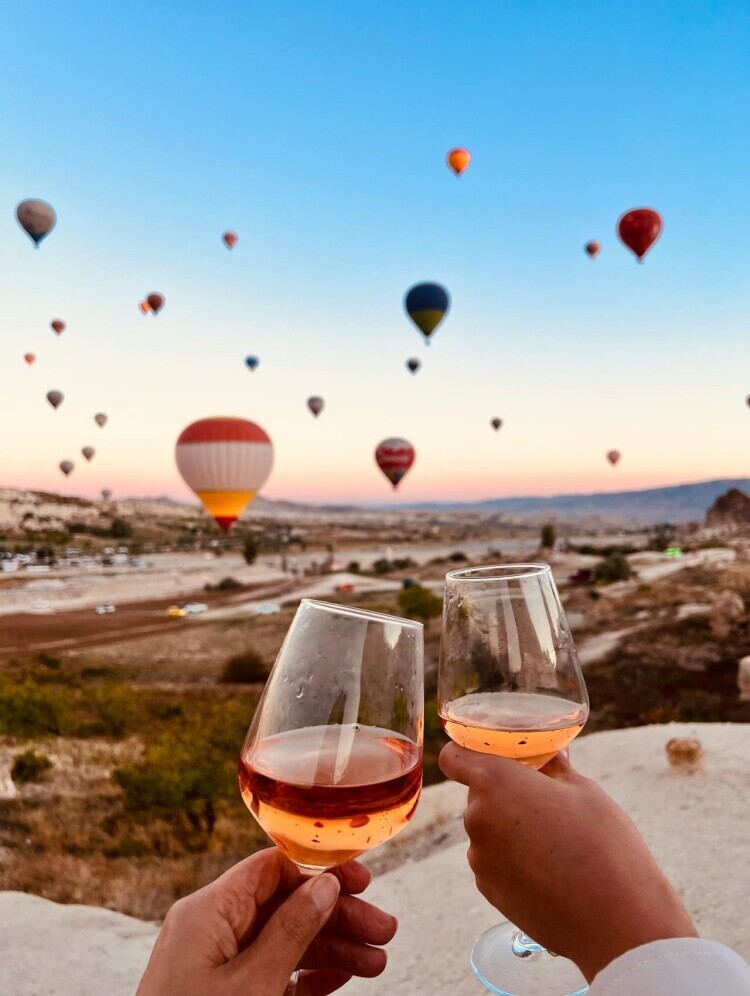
[591, 937, 750, 995]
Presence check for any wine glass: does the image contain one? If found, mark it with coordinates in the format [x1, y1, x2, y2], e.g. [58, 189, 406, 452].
[239, 599, 424, 989]
[439, 564, 590, 996]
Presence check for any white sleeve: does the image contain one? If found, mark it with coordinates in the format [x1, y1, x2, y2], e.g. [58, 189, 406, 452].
[591, 938, 750, 995]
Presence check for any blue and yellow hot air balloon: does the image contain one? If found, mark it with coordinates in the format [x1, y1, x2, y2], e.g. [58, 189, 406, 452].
[404, 282, 450, 344]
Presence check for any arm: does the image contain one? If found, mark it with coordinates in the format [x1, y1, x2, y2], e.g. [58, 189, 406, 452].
[138, 849, 397, 996]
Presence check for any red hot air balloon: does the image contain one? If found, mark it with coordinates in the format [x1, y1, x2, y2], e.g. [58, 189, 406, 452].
[24, 353, 35, 365]
[617, 208, 662, 261]
[223, 231, 238, 249]
[139, 300, 151, 314]
[50, 319, 66, 335]
[375, 438, 415, 489]
[584, 241, 601, 259]
[446, 148, 471, 176]
[606, 450, 621, 466]
[16, 199, 56, 247]
[147, 293, 165, 314]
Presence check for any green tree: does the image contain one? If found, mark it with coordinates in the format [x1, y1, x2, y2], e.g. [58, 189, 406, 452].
[242, 535, 258, 565]
[397, 585, 443, 625]
[592, 551, 631, 584]
[111, 518, 133, 539]
[541, 523, 556, 549]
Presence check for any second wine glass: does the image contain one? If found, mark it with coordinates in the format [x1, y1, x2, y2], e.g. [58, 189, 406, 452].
[439, 564, 590, 996]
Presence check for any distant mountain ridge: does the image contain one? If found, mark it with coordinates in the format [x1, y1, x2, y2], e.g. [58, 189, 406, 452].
[386, 478, 750, 525]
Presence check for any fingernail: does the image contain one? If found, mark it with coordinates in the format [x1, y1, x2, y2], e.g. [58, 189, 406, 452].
[310, 873, 340, 913]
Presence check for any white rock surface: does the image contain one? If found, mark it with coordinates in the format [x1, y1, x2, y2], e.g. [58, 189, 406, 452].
[1, 724, 748, 996]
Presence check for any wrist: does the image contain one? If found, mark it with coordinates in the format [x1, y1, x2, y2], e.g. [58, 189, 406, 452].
[578, 912, 698, 982]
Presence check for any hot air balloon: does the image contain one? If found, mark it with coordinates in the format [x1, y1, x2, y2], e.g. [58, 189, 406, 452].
[139, 300, 151, 314]
[446, 148, 471, 176]
[223, 231, 238, 249]
[307, 396, 324, 418]
[146, 293, 165, 314]
[175, 417, 274, 531]
[617, 209, 662, 262]
[46, 390, 63, 410]
[746, 396, 750, 409]
[24, 353, 35, 365]
[101, 488, 112, 501]
[404, 283, 450, 344]
[245, 356, 260, 372]
[606, 450, 621, 466]
[375, 438, 415, 489]
[82, 447, 95, 462]
[491, 418, 502, 431]
[406, 358, 421, 374]
[50, 319, 66, 336]
[584, 241, 601, 259]
[94, 413, 108, 428]
[16, 199, 56, 247]
[59, 461, 74, 477]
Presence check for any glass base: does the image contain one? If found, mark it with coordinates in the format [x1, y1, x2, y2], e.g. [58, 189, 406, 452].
[471, 922, 588, 996]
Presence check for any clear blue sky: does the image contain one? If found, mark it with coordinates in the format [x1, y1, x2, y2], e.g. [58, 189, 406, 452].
[2, 0, 749, 503]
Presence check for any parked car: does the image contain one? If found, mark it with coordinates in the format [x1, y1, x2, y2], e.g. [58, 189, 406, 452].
[335, 583, 354, 593]
[31, 599, 52, 611]
[166, 605, 187, 619]
[183, 602, 208, 615]
[94, 604, 116, 615]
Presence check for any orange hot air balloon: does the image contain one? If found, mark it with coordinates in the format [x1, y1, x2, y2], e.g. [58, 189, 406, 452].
[50, 319, 66, 335]
[446, 148, 471, 176]
[147, 293, 165, 314]
[606, 450, 621, 466]
[24, 353, 36, 365]
[223, 231, 238, 249]
[139, 300, 151, 314]
[584, 241, 601, 259]
[617, 208, 663, 261]
[175, 417, 274, 531]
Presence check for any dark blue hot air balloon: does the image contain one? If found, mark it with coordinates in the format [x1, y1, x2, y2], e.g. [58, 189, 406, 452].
[245, 355, 260, 372]
[404, 282, 450, 343]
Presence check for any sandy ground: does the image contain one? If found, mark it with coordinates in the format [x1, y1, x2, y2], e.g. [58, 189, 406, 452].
[0, 722, 747, 996]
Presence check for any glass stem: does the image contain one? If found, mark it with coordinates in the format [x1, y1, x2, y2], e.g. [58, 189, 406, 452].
[285, 969, 300, 994]
[512, 931, 548, 958]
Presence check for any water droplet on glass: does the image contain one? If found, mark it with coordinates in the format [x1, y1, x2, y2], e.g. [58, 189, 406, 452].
[296, 686, 304, 699]
[352, 724, 360, 732]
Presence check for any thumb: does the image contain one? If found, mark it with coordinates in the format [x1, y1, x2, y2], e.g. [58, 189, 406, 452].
[233, 873, 341, 993]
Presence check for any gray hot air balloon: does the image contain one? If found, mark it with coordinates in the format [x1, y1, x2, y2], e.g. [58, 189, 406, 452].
[94, 413, 108, 428]
[491, 418, 502, 431]
[307, 396, 324, 418]
[101, 488, 112, 501]
[406, 358, 421, 374]
[82, 447, 95, 462]
[46, 390, 64, 410]
[59, 460, 74, 477]
[16, 199, 57, 247]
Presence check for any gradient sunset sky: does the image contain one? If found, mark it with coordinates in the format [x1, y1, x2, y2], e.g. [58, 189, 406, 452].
[2, 1, 749, 505]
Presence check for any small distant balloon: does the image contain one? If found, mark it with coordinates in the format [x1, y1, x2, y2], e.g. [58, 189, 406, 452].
[46, 390, 63, 410]
[584, 241, 601, 259]
[307, 396, 324, 418]
[146, 293, 165, 314]
[139, 300, 151, 314]
[404, 282, 450, 344]
[81, 446, 95, 462]
[50, 319, 66, 336]
[491, 418, 502, 431]
[101, 488, 113, 501]
[16, 199, 56, 247]
[746, 396, 750, 409]
[606, 450, 621, 466]
[24, 353, 36, 366]
[406, 358, 421, 375]
[375, 438, 415, 489]
[617, 208, 662, 261]
[94, 413, 108, 428]
[223, 231, 238, 249]
[446, 148, 471, 176]
[245, 356, 260, 372]
[59, 460, 74, 477]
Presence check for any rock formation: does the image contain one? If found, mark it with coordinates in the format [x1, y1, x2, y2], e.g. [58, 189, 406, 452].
[705, 487, 750, 528]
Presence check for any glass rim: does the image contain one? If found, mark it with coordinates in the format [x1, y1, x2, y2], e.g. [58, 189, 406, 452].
[300, 597, 424, 629]
[445, 563, 552, 583]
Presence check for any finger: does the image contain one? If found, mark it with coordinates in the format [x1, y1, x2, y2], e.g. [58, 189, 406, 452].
[232, 873, 341, 991]
[198, 847, 287, 947]
[296, 970, 353, 996]
[329, 860, 371, 895]
[320, 894, 398, 946]
[540, 750, 577, 779]
[301, 933, 388, 978]
[440, 741, 533, 789]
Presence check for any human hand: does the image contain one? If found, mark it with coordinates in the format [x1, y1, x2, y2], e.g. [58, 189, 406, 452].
[439, 744, 697, 982]
[137, 848, 397, 996]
